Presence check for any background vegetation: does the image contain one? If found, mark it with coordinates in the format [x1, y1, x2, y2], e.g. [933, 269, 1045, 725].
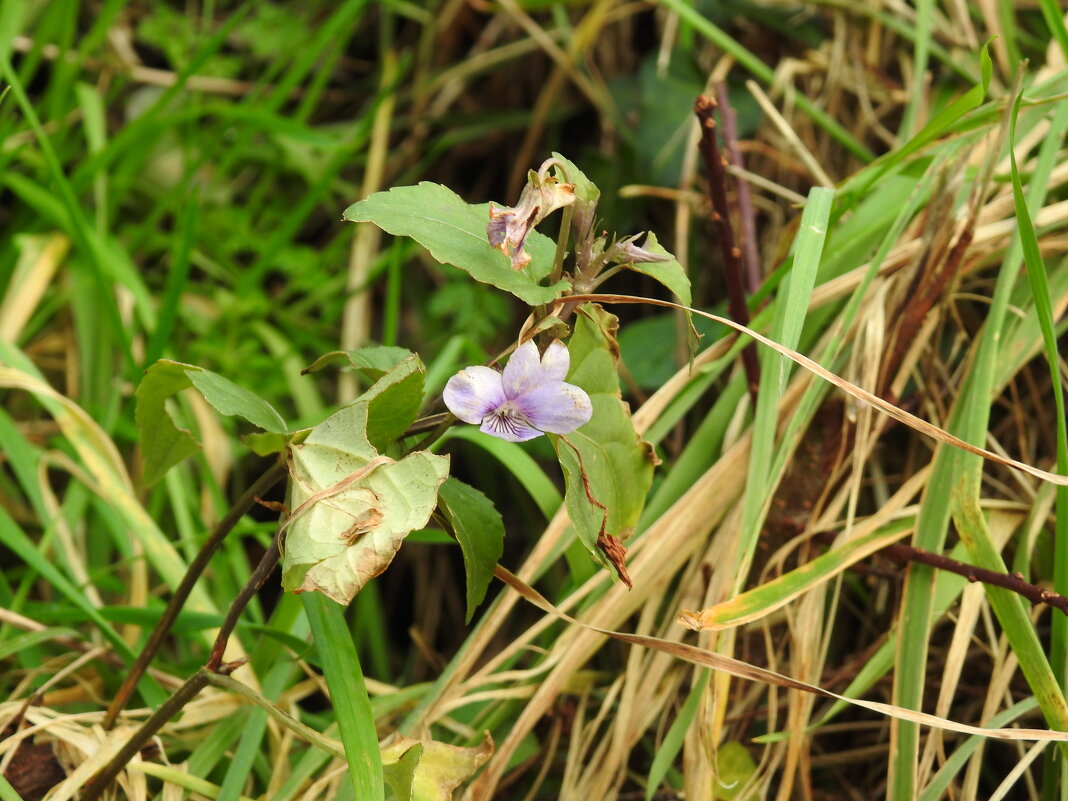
[2, 1, 1068, 799]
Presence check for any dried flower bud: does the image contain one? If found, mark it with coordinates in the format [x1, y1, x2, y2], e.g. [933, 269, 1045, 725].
[487, 170, 575, 270]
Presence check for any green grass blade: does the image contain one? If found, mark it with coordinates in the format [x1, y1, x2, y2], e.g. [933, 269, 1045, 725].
[144, 194, 197, 366]
[0, 41, 140, 373]
[0, 347, 217, 617]
[645, 671, 709, 801]
[692, 517, 914, 629]
[1008, 93, 1068, 693]
[303, 593, 384, 801]
[67, 6, 253, 191]
[0, 627, 79, 661]
[0, 504, 137, 663]
[0, 773, 25, 801]
[949, 496, 1068, 733]
[735, 187, 833, 590]
[217, 660, 295, 801]
[1039, 0, 1068, 63]
[917, 698, 1041, 801]
[888, 78, 1057, 801]
[899, 0, 933, 138]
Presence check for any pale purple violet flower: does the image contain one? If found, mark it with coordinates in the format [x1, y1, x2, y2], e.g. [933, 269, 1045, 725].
[443, 340, 592, 442]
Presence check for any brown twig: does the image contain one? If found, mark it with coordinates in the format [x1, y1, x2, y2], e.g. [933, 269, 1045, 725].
[814, 530, 1068, 617]
[85, 528, 284, 799]
[694, 94, 761, 401]
[206, 532, 283, 671]
[714, 81, 761, 295]
[80, 665, 239, 801]
[102, 456, 287, 729]
[884, 540, 1068, 615]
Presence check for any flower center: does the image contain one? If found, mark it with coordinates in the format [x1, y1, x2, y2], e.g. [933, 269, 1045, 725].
[484, 401, 530, 437]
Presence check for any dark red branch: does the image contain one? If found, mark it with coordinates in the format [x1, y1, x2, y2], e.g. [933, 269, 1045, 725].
[81, 665, 239, 801]
[714, 82, 761, 295]
[884, 540, 1068, 615]
[814, 530, 1068, 617]
[695, 94, 760, 400]
[206, 533, 282, 670]
[103, 457, 287, 729]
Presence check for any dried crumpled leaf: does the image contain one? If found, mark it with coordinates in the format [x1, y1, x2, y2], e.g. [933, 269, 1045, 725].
[281, 402, 449, 605]
[487, 169, 575, 270]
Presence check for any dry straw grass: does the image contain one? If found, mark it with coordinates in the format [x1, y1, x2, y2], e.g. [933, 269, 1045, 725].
[401, 9, 1068, 800]
[4, 2, 1068, 800]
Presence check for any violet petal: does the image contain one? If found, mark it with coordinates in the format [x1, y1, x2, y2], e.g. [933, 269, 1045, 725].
[518, 382, 592, 434]
[501, 340, 543, 399]
[443, 366, 506, 424]
[538, 340, 570, 384]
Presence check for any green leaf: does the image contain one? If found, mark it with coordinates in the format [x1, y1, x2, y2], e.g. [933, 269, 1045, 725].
[303, 593, 384, 801]
[282, 402, 449, 605]
[343, 183, 568, 305]
[135, 361, 201, 487]
[243, 431, 292, 456]
[622, 231, 692, 306]
[435, 427, 562, 521]
[186, 369, 288, 433]
[552, 305, 657, 579]
[437, 478, 505, 622]
[715, 742, 758, 800]
[302, 345, 415, 380]
[383, 743, 423, 801]
[361, 355, 425, 451]
[136, 360, 289, 485]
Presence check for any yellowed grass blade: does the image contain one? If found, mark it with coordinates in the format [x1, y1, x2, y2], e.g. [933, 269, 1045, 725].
[495, 566, 1068, 743]
[568, 294, 1068, 487]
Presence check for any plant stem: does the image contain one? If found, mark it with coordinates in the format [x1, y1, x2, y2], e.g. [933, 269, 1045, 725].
[714, 81, 761, 294]
[82, 667, 227, 801]
[812, 529, 1068, 617]
[85, 522, 286, 798]
[206, 532, 282, 670]
[694, 93, 760, 401]
[102, 456, 287, 729]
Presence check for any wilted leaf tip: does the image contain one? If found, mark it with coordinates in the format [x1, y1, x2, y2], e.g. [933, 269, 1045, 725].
[597, 531, 632, 588]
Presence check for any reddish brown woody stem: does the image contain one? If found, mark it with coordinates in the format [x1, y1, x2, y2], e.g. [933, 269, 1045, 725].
[695, 94, 760, 401]
[884, 540, 1068, 615]
[103, 456, 287, 729]
[814, 530, 1068, 616]
[206, 532, 283, 670]
[713, 81, 761, 295]
[82, 665, 239, 801]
